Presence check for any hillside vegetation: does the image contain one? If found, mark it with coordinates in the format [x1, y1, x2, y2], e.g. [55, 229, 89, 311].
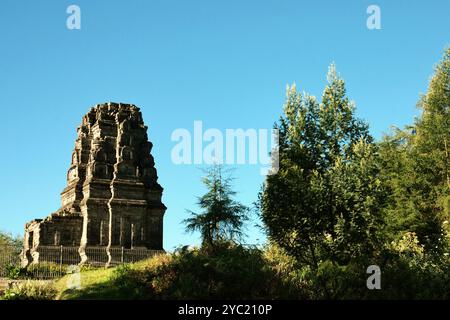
[2, 48, 449, 300]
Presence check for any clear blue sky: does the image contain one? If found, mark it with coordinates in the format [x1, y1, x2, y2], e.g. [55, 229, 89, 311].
[0, 0, 448, 250]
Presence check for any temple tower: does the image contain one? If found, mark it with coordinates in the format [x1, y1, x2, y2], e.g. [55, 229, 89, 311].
[22, 103, 166, 265]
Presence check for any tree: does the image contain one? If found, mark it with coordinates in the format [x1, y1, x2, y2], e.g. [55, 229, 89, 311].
[378, 128, 418, 240]
[260, 64, 385, 267]
[0, 231, 22, 248]
[184, 165, 249, 248]
[380, 48, 450, 252]
[327, 140, 386, 263]
[0, 231, 22, 270]
[412, 48, 450, 252]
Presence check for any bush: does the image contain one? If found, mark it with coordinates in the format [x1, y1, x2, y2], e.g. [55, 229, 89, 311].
[5, 265, 23, 279]
[263, 244, 311, 299]
[2, 280, 57, 300]
[139, 242, 283, 299]
[25, 262, 67, 278]
[108, 264, 152, 299]
[376, 235, 450, 299]
[103, 242, 288, 300]
[0, 238, 22, 279]
[262, 237, 450, 300]
[56, 239, 450, 300]
[1, 262, 69, 280]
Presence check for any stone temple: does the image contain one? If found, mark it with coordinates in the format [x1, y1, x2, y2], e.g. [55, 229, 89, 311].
[22, 103, 166, 265]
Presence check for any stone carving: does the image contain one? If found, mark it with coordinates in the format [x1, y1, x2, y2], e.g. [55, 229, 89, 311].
[22, 103, 166, 266]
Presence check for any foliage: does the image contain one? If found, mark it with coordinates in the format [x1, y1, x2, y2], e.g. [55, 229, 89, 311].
[259, 49, 450, 299]
[377, 242, 450, 299]
[379, 48, 450, 253]
[55, 243, 292, 300]
[260, 64, 385, 270]
[25, 262, 68, 278]
[0, 231, 22, 248]
[107, 264, 150, 299]
[0, 232, 23, 279]
[110, 242, 285, 299]
[263, 243, 312, 299]
[184, 165, 249, 248]
[144, 243, 279, 299]
[263, 237, 450, 300]
[54, 267, 115, 300]
[5, 265, 22, 279]
[50, 242, 450, 300]
[1, 262, 68, 280]
[2, 280, 57, 300]
[6, 49, 450, 301]
[0, 231, 22, 261]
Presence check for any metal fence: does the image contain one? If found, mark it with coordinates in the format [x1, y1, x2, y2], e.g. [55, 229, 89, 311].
[0, 245, 164, 280]
[37, 246, 164, 266]
[0, 245, 21, 278]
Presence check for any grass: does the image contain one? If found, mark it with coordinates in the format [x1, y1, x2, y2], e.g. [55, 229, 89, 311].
[55, 267, 116, 300]
[53, 255, 167, 300]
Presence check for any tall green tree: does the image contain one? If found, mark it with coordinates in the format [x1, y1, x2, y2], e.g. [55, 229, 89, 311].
[413, 48, 450, 251]
[378, 128, 418, 239]
[184, 165, 249, 248]
[380, 48, 450, 252]
[260, 65, 385, 267]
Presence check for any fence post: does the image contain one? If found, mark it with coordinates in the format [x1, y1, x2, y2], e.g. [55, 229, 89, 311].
[121, 247, 124, 264]
[60, 245, 63, 274]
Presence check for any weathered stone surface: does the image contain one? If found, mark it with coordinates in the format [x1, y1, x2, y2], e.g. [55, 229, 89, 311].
[22, 103, 166, 265]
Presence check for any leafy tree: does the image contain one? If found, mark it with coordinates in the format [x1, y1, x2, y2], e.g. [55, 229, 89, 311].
[0, 231, 23, 278]
[0, 231, 22, 248]
[326, 140, 386, 263]
[183, 165, 249, 248]
[0, 231, 22, 258]
[260, 65, 385, 268]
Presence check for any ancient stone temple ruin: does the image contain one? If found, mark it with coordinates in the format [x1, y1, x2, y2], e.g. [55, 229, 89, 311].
[22, 103, 166, 265]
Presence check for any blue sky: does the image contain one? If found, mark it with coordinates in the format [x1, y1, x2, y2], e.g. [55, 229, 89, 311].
[0, 0, 448, 250]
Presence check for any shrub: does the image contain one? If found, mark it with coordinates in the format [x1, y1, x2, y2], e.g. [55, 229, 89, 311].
[25, 262, 67, 279]
[2, 280, 57, 300]
[140, 242, 283, 299]
[108, 264, 151, 299]
[376, 235, 450, 299]
[56, 239, 450, 300]
[103, 243, 288, 300]
[5, 265, 22, 279]
[263, 244, 310, 299]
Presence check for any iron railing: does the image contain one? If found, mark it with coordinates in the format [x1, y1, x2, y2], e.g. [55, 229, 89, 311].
[0, 245, 21, 278]
[0, 245, 164, 279]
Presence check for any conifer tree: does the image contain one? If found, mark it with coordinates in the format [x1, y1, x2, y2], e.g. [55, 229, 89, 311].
[381, 48, 450, 252]
[184, 165, 248, 248]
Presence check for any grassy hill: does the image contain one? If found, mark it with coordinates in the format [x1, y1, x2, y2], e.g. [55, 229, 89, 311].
[53, 244, 288, 300]
[55, 267, 116, 300]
